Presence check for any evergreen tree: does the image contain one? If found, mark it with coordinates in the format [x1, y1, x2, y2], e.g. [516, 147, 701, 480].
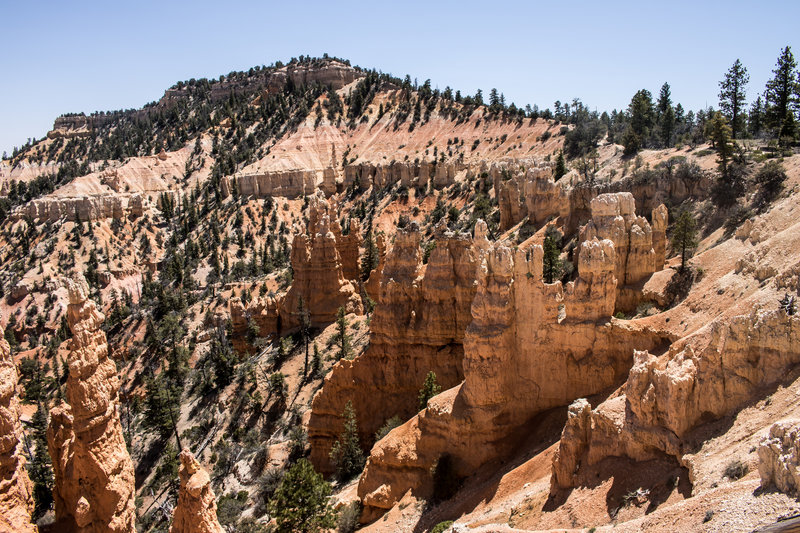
[749, 96, 765, 137]
[764, 46, 800, 141]
[28, 402, 54, 519]
[554, 151, 567, 180]
[628, 89, 655, 147]
[268, 459, 338, 533]
[297, 296, 311, 379]
[671, 210, 698, 272]
[328, 401, 365, 481]
[718, 59, 749, 138]
[360, 229, 379, 281]
[311, 342, 322, 378]
[753, 160, 787, 210]
[334, 306, 351, 360]
[657, 83, 675, 147]
[542, 228, 563, 284]
[418, 371, 442, 410]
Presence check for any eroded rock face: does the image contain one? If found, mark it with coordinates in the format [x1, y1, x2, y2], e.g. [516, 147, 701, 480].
[0, 319, 37, 533]
[14, 193, 147, 223]
[229, 295, 281, 350]
[169, 450, 224, 533]
[627, 310, 800, 439]
[221, 169, 329, 199]
[308, 222, 480, 475]
[281, 193, 362, 330]
[357, 234, 667, 521]
[552, 309, 800, 491]
[341, 161, 464, 192]
[580, 193, 663, 311]
[759, 421, 800, 495]
[495, 166, 566, 231]
[47, 274, 136, 533]
[551, 399, 593, 490]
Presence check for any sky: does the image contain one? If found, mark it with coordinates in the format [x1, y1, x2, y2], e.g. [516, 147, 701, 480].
[1, 0, 798, 155]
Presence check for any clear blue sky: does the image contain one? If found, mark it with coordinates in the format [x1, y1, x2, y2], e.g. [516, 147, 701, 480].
[1, 0, 797, 155]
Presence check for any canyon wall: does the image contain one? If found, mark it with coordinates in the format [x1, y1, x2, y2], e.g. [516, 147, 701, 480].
[0, 320, 37, 533]
[47, 275, 136, 533]
[308, 222, 483, 475]
[356, 229, 669, 521]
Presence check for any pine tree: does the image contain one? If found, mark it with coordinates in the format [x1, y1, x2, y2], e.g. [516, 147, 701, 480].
[297, 296, 311, 379]
[718, 59, 749, 139]
[749, 96, 765, 138]
[657, 83, 675, 147]
[542, 228, 563, 284]
[764, 46, 800, 141]
[329, 401, 365, 481]
[554, 151, 567, 180]
[268, 459, 338, 533]
[671, 210, 698, 272]
[311, 342, 322, 378]
[418, 371, 442, 410]
[28, 402, 54, 519]
[628, 89, 655, 147]
[334, 306, 351, 360]
[360, 229, 379, 281]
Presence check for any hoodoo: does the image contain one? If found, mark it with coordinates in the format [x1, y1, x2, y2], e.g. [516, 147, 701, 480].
[47, 274, 136, 533]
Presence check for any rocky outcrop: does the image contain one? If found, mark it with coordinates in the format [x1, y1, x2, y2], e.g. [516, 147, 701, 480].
[552, 309, 800, 492]
[267, 60, 362, 94]
[281, 193, 361, 330]
[14, 193, 146, 223]
[495, 166, 566, 230]
[580, 193, 665, 311]
[651, 204, 668, 271]
[335, 218, 361, 283]
[308, 222, 482, 476]
[0, 319, 37, 533]
[551, 399, 593, 490]
[341, 160, 464, 192]
[627, 310, 800, 439]
[229, 295, 281, 350]
[221, 168, 336, 199]
[169, 450, 224, 533]
[47, 275, 136, 533]
[356, 232, 668, 521]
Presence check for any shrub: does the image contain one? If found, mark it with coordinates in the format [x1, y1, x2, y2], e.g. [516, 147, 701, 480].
[431, 521, 454, 533]
[336, 501, 362, 533]
[375, 415, 403, 441]
[724, 459, 748, 480]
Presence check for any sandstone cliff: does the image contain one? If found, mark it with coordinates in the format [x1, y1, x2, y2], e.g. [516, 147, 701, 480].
[495, 165, 566, 230]
[169, 450, 224, 533]
[0, 319, 37, 533]
[308, 222, 481, 476]
[47, 275, 136, 533]
[356, 231, 668, 521]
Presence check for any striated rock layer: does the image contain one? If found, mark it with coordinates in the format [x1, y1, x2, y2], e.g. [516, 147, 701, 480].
[0, 319, 37, 533]
[169, 450, 224, 533]
[47, 275, 136, 533]
[308, 222, 483, 475]
[356, 231, 669, 522]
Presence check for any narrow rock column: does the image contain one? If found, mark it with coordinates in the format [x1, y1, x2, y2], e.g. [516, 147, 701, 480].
[169, 450, 224, 533]
[0, 318, 37, 532]
[47, 274, 136, 532]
